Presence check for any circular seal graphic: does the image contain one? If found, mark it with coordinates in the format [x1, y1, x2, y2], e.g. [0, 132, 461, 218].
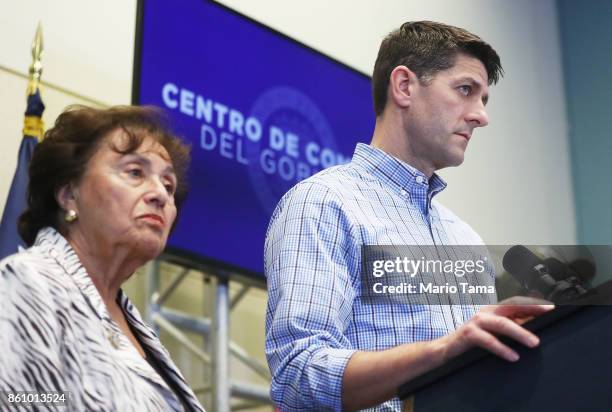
[246, 86, 341, 215]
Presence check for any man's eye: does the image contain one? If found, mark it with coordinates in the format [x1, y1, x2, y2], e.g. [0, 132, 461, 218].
[458, 85, 472, 96]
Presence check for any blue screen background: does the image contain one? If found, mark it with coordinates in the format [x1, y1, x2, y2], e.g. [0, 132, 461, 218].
[137, 0, 375, 278]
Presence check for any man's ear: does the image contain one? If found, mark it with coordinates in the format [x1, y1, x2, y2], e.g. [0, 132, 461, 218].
[56, 183, 78, 213]
[388, 65, 419, 110]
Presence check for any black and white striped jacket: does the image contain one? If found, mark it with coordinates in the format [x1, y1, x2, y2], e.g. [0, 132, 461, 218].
[0, 227, 205, 411]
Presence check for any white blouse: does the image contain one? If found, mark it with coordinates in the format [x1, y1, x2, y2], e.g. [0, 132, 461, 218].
[0, 227, 205, 411]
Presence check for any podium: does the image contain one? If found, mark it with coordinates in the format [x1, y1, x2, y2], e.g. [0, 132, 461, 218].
[398, 281, 612, 412]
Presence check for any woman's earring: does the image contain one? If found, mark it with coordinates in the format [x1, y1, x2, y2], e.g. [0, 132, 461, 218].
[64, 209, 78, 222]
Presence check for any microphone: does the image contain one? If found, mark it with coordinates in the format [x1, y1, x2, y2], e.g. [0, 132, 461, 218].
[503, 246, 587, 303]
[543, 256, 590, 294]
[542, 256, 595, 284]
[569, 258, 596, 283]
[542, 257, 575, 282]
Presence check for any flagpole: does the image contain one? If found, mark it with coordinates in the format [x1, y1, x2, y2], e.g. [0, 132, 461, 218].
[0, 24, 46, 259]
[24, 22, 45, 141]
[27, 22, 44, 95]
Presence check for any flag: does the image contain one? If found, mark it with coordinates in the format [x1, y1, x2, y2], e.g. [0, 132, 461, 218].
[0, 89, 45, 259]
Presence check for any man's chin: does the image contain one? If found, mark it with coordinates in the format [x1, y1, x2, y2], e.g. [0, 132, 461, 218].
[437, 154, 465, 170]
[453, 156, 465, 167]
[450, 148, 467, 166]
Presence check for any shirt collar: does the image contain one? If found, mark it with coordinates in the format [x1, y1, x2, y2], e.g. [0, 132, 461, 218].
[351, 143, 447, 199]
[33, 227, 141, 335]
[34, 226, 108, 320]
[33, 227, 184, 394]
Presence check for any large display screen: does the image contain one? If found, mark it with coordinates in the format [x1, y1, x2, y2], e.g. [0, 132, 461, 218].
[133, 0, 375, 279]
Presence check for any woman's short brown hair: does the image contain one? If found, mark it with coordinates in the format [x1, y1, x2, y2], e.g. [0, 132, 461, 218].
[18, 105, 191, 246]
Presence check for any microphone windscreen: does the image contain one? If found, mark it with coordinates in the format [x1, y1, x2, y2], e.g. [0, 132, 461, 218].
[569, 259, 596, 282]
[543, 257, 569, 281]
[503, 245, 541, 283]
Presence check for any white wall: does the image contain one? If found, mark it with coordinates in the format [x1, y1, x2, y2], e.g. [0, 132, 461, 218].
[0, 0, 135, 106]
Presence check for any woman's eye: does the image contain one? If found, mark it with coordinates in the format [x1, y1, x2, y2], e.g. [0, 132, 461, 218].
[164, 183, 175, 194]
[458, 85, 472, 96]
[127, 168, 143, 178]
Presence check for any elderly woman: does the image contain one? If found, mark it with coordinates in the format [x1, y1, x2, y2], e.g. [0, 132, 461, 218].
[0, 106, 204, 411]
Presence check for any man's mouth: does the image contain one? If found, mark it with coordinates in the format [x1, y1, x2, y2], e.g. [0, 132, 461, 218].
[455, 132, 471, 141]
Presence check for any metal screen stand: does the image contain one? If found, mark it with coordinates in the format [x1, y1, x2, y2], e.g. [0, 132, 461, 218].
[144, 259, 271, 412]
[213, 275, 230, 412]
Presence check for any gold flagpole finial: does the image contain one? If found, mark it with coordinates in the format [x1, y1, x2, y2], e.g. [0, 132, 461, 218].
[27, 22, 44, 95]
[23, 22, 45, 140]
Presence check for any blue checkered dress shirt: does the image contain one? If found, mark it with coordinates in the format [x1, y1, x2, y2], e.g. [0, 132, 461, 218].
[264, 143, 495, 411]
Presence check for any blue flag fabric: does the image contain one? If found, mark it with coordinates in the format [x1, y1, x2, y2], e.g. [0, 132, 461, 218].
[0, 90, 45, 259]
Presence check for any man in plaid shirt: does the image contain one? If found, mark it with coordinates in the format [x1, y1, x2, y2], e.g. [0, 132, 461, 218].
[265, 21, 553, 411]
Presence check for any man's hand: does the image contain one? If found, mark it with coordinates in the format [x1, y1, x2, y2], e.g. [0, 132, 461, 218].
[342, 297, 554, 410]
[440, 296, 555, 362]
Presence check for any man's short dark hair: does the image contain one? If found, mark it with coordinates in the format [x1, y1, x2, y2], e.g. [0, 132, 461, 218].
[372, 21, 503, 116]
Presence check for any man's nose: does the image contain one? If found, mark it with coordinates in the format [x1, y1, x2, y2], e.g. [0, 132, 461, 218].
[467, 102, 489, 128]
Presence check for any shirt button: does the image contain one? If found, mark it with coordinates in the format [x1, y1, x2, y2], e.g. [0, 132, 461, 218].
[415, 176, 424, 184]
[400, 189, 407, 196]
